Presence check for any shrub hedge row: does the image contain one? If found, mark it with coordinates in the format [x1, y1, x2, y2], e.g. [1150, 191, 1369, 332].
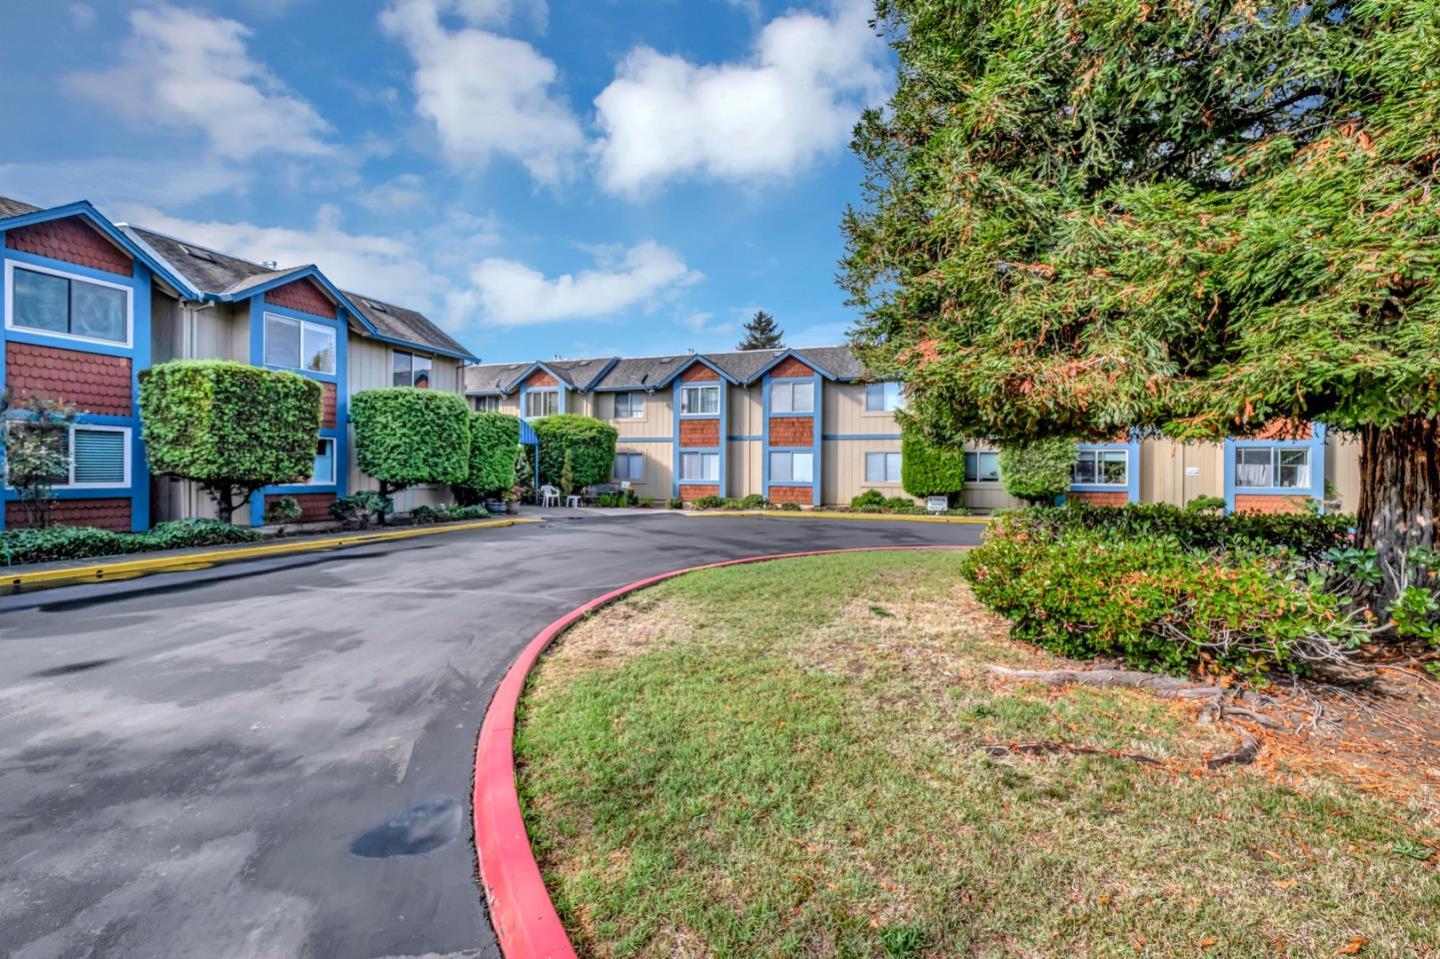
[1, 519, 262, 567]
[351, 388, 471, 492]
[900, 431, 967, 499]
[529, 415, 618, 490]
[454, 412, 521, 503]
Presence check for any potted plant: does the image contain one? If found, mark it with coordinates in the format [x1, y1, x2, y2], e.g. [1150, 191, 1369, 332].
[504, 486, 521, 514]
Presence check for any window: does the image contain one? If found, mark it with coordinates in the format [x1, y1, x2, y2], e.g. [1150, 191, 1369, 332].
[264, 313, 335, 374]
[865, 451, 902, 483]
[680, 451, 719, 482]
[614, 392, 645, 419]
[392, 350, 432, 388]
[865, 382, 905, 412]
[1073, 449, 1129, 486]
[771, 381, 814, 413]
[614, 452, 645, 481]
[680, 384, 720, 416]
[474, 395, 501, 412]
[1235, 447, 1310, 489]
[525, 389, 559, 418]
[5, 424, 129, 488]
[964, 451, 1000, 482]
[308, 437, 336, 485]
[769, 451, 814, 484]
[8, 263, 130, 345]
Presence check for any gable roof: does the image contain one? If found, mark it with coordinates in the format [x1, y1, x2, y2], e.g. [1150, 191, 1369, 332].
[0, 195, 43, 219]
[345, 292, 474, 359]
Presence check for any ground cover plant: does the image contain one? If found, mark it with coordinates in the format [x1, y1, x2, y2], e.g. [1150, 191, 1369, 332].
[515, 553, 1440, 958]
[0, 519, 261, 566]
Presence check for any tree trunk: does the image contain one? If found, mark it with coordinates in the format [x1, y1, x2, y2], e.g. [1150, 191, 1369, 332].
[215, 487, 235, 526]
[1355, 416, 1440, 609]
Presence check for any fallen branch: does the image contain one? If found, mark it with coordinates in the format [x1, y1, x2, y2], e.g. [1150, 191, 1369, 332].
[978, 741, 1162, 766]
[988, 665, 1224, 701]
[1206, 733, 1262, 769]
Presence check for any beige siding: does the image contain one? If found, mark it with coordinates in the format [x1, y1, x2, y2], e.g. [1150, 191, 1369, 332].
[824, 382, 902, 436]
[602, 389, 672, 438]
[729, 385, 764, 438]
[1139, 438, 1225, 507]
[1327, 430, 1361, 513]
[823, 438, 910, 506]
[960, 442, 1025, 512]
[729, 440, 762, 498]
[614, 442, 673, 501]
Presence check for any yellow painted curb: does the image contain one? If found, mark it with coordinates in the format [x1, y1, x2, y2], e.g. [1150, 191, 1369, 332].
[685, 510, 989, 524]
[5, 517, 541, 592]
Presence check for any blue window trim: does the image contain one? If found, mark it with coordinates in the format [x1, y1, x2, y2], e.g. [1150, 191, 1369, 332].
[761, 368, 822, 506]
[257, 307, 340, 382]
[822, 433, 902, 441]
[1223, 424, 1326, 513]
[676, 382, 722, 417]
[671, 376, 727, 495]
[1069, 435, 1141, 503]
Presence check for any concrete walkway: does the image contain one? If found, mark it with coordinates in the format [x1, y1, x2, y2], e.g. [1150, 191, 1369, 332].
[0, 513, 982, 959]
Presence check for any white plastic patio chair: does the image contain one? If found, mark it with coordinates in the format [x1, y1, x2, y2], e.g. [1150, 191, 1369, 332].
[540, 484, 561, 507]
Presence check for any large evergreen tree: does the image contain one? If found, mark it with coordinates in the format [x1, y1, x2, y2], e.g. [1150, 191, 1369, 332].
[841, 0, 1440, 605]
[737, 310, 785, 350]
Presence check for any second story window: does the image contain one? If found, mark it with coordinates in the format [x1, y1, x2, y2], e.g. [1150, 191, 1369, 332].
[680, 384, 720, 415]
[526, 389, 559, 418]
[475, 395, 501, 412]
[771, 381, 814, 413]
[614, 392, 645, 419]
[8, 263, 130, 346]
[393, 351, 432, 388]
[264, 313, 335, 374]
[865, 382, 905, 412]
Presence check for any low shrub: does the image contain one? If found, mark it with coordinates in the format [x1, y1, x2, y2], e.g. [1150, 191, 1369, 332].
[263, 496, 302, 526]
[851, 489, 887, 509]
[691, 495, 730, 510]
[331, 491, 393, 529]
[443, 504, 491, 521]
[779, 501, 802, 511]
[596, 489, 639, 507]
[1, 520, 262, 566]
[667, 497, 684, 510]
[142, 519, 262, 551]
[738, 493, 768, 510]
[410, 505, 443, 525]
[1185, 495, 1227, 513]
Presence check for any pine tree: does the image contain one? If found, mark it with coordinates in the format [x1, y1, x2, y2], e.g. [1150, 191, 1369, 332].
[841, 0, 1440, 608]
[737, 310, 785, 350]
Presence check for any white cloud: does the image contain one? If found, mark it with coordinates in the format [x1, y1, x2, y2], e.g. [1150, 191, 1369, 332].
[381, 0, 582, 184]
[457, 241, 700, 326]
[68, 4, 96, 29]
[357, 174, 431, 213]
[64, 5, 332, 161]
[593, 0, 889, 196]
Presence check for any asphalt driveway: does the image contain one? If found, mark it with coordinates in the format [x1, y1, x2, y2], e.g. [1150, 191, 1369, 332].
[0, 514, 982, 959]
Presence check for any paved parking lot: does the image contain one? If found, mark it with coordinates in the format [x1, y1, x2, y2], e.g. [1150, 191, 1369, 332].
[0, 514, 982, 959]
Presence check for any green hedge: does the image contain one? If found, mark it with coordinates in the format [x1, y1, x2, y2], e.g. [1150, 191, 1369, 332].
[351, 388, 471, 491]
[900, 431, 967, 499]
[531, 415, 617, 489]
[139, 360, 322, 521]
[454, 412, 521, 503]
[999, 437, 1074, 504]
[1, 520, 261, 567]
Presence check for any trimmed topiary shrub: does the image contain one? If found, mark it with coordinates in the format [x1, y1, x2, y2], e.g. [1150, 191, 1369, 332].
[140, 360, 323, 524]
[454, 412, 521, 504]
[900, 430, 966, 501]
[999, 437, 1075, 504]
[351, 388, 471, 514]
[530, 414, 618, 490]
[851, 489, 887, 509]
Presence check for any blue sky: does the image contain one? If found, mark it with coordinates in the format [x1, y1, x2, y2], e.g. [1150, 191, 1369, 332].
[0, 0, 892, 363]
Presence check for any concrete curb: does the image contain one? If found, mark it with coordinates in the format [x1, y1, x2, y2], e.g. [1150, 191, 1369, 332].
[5, 517, 541, 593]
[472, 545, 966, 959]
[684, 509, 989, 524]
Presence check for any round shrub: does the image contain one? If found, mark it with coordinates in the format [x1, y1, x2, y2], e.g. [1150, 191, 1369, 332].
[351, 388, 471, 493]
[900, 430, 966, 500]
[530, 414, 618, 490]
[999, 437, 1075, 504]
[454, 412, 521, 504]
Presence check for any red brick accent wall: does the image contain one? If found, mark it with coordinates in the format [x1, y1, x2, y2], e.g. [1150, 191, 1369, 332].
[263, 278, 336, 319]
[678, 362, 720, 382]
[680, 419, 719, 447]
[7, 498, 131, 532]
[5, 216, 133, 277]
[1070, 491, 1129, 507]
[525, 370, 558, 388]
[679, 484, 719, 501]
[770, 357, 813, 379]
[1250, 420, 1312, 440]
[321, 382, 337, 429]
[6, 342, 132, 416]
[769, 485, 812, 506]
[1233, 494, 1311, 515]
[769, 416, 813, 447]
[266, 492, 336, 524]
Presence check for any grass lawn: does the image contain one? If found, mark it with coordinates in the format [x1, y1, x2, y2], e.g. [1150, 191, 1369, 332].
[514, 552, 1440, 958]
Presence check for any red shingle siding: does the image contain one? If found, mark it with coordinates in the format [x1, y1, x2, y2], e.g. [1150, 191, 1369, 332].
[321, 382, 337, 429]
[525, 370, 558, 388]
[1250, 420, 1312, 440]
[678, 362, 719, 382]
[267, 492, 336, 524]
[769, 417, 813, 447]
[680, 419, 719, 447]
[1233, 494, 1311, 515]
[7, 498, 131, 532]
[264, 279, 336, 319]
[679, 484, 719, 501]
[1070, 491, 1129, 507]
[770, 357, 813, 379]
[6, 342, 132, 416]
[768, 485, 812, 506]
[5, 216, 133, 277]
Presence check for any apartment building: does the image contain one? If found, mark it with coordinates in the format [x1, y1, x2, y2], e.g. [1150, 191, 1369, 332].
[1, 194, 478, 531]
[465, 348, 1362, 514]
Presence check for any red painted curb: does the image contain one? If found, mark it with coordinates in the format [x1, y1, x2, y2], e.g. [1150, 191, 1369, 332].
[472, 545, 963, 959]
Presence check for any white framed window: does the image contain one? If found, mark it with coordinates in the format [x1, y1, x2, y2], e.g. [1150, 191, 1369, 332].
[4, 423, 130, 489]
[474, 395, 501, 412]
[680, 451, 719, 482]
[865, 382, 904, 412]
[614, 452, 645, 482]
[771, 381, 814, 414]
[865, 451, 902, 483]
[525, 389, 559, 419]
[679, 384, 720, 416]
[769, 451, 814, 483]
[309, 437, 336, 485]
[6, 261, 132, 347]
[1073, 449, 1129, 486]
[613, 392, 645, 419]
[392, 350, 432, 388]
[964, 451, 1000, 483]
[263, 313, 335, 374]
[1235, 447, 1310, 489]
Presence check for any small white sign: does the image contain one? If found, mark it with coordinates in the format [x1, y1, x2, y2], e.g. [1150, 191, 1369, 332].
[1185, 466, 1200, 477]
[926, 496, 948, 513]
